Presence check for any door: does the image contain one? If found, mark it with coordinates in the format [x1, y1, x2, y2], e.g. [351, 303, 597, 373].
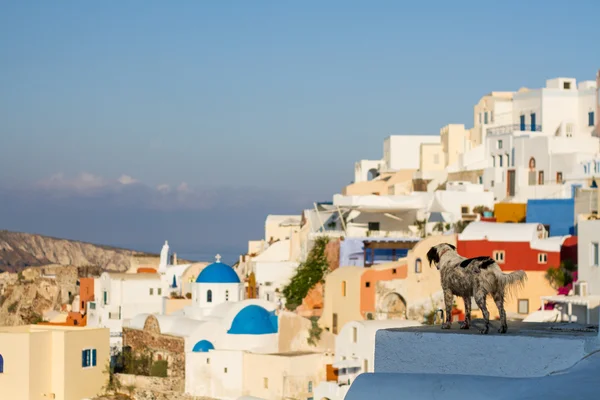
[538, 170, 544, 185]
[332, 313, 338, 334]
[507, 170, 516, 197]
[520, 115, 526, 131]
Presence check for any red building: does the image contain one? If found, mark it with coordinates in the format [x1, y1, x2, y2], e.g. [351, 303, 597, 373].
[457, 222, 577, 271]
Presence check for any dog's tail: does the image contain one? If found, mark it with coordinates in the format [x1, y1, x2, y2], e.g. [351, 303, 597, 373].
[496, 269, 527, 297]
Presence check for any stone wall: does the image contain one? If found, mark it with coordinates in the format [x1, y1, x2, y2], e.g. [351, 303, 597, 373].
[116, 374, 184, 393]
[447, 169, 483, 183]
[122, 325, 185, 379]
[325, 239, 340, 272]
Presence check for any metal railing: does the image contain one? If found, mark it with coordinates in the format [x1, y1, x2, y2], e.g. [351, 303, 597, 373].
[486, 124, 542, 136]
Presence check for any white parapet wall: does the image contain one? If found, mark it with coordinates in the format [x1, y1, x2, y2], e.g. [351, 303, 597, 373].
[373, 321, 600, 378]
[345, 352, 600, 400]
[344, 318, 600, 400]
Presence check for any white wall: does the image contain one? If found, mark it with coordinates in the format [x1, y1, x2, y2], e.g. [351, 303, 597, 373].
[186, 350, 245, 400]
[577, 220, 600, 295]
[193, 282, 244, 309]
[384, 135, 439, 171]
[254, 261, 298, 303]
[354, 160, 385, 183]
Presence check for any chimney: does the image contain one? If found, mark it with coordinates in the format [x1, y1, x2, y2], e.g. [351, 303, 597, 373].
[172, 253, 177, 265]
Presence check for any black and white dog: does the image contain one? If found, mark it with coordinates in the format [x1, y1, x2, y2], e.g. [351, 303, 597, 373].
[427, 243, 527, 334]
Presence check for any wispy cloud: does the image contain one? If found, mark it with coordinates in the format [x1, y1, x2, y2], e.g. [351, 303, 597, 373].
[28, 172, 313, 212]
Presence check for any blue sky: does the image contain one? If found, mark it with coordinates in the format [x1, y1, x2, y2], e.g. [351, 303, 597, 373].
[0, 1, 598, 256]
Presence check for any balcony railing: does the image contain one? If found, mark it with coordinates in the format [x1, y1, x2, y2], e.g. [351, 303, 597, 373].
[486, 124, 542, 136]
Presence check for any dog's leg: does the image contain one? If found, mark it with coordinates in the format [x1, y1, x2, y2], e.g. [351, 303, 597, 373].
[441, 289, 453, 329]
[493, 292, 507, 334]
[474, 291, 490, 334]
[460, 296, 471, 329]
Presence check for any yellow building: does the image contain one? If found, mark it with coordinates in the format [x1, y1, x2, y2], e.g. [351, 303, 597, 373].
[0, 325, 109, 400]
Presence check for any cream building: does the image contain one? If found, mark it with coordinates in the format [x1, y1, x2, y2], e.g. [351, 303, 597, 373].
[314, 320, 422, 400]
[265, 215, 301, 243]
[0, 325, 109, 400]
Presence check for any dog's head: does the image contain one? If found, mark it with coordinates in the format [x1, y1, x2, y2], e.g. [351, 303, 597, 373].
[426, 243, 457, 270]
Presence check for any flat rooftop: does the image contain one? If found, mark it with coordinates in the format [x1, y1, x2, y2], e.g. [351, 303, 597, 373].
[0, 324, 106, 333]
[385, 320, 599, 338]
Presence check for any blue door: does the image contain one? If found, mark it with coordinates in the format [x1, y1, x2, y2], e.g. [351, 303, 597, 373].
[520, 115, 526, 131]
[530, 113, 536, 131]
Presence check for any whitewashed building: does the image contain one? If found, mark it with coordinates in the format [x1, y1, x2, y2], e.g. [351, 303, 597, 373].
[87, 272, 167, 349]
[250, 239, 299, 305]
[314, 320, 422, 400]
[540, 219, 600, 324]
[445, 76, 599, 203]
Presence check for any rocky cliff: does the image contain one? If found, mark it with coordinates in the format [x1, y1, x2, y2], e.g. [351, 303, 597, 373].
[0, 230, 151, 272]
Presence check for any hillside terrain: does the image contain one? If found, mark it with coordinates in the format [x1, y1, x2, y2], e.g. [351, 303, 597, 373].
[0, 230, 152, 272]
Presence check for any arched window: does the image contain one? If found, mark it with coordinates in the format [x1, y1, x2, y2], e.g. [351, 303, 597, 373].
[0, 354, 3, 373]
[207, 290, 212, 303]
[225, 290, 229, 301]
[415, 258, 422, 274]
[529, 157, 536, 169]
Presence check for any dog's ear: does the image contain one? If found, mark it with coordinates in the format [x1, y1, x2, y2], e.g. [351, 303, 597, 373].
[446, 243, 456, 251]
[426, 246, 439, 267]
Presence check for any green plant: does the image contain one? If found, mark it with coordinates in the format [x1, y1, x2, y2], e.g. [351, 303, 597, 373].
[307, 317, 323, 346]
[453, 220, 472, 234]
[433, 221, 445, 233]
[28, 313, 44, 324]
[282, 236, 330, 311]
[150, 360, 168, 377]
[472, 205, 492, 216]
[414, 219, 427, 238]
[185, 292, 192, 299]
[545, 260, 577, 289]
[125, 384, 136, 398]
[7, 301, 18, 313]
[102, 360, 122, 394]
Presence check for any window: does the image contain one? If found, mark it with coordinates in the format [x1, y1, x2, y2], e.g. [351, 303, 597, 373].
[511, 147, 515, 167]
[225, 290, 229, 301]
[207, 358, 210, 364]
[368, 222, 380, 231]
[556, 172, 563, 183]
[563, 81, 571, 89]
[82, 349, 97, 368]
[592, 242, 599, 266]
[341, 281, 347, 297]
[538, 253, 548, 264]
[499, 155, 503, 167]
[492, 156, 496, 167]
[207, 290, 213, 303]
[491, 180, 494, 187]
[497, 140, 503, 149]
[530, 113, 536, 131]
[352, 327, 358, 343]
[392, 268, 397, 274]
[308, 381, 313, 393]
[589, 111, 595, 127]
[461, 206, 470, 214]
[538, 170, 544, 185]
[493, 250, 505, 263]
[520, 115, 526, 131]
[157, 288, 162, 296]
[149, 288, 154, 295]
[224, 367, 228, 373]
[0, 354, 3, 374]
[518, 299, 529, 314]
[484, 111, 489, 124]
[415, 258, 422, 273]
[433, 154, 440, 164]
[506, 153, 510, 167]
[365, 282, 370, 288]
[264, 377, 269, 389]
[363, 359, 369, 372]
[90, 302, 96, 310]
[103, 291, 108, 305]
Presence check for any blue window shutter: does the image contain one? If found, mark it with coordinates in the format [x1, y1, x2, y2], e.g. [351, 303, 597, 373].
[92, 349, 97, 367]
[0, 354, 4, 373]
[82, 350, 87, 367]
